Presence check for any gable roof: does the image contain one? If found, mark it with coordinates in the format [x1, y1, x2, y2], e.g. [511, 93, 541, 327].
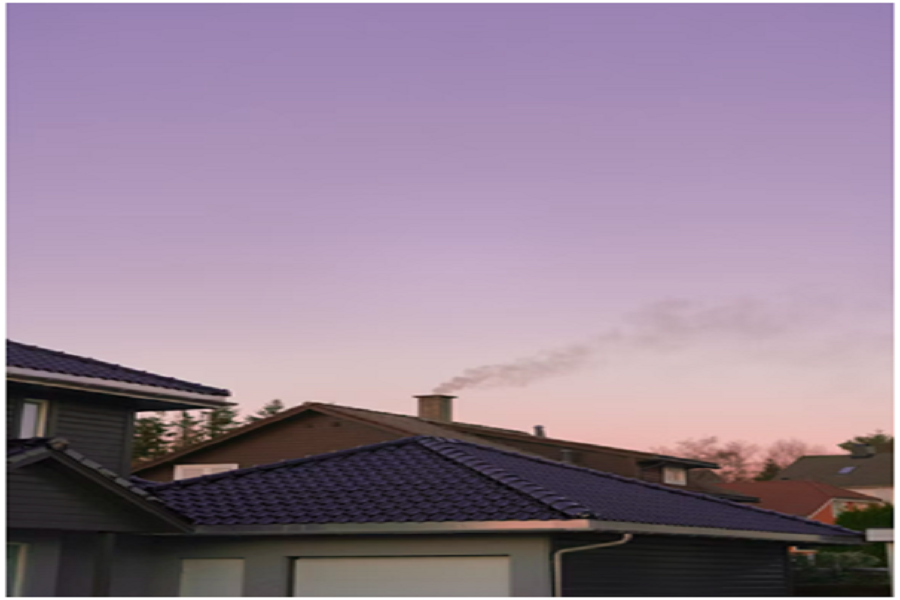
[715, 480, 883, 517]
[8, 437, 192, 532]
[132, 401, 715, 476]
[145, 436, 858, 543]
[7, 340, 231, 406]
[777, 453, 893, 488]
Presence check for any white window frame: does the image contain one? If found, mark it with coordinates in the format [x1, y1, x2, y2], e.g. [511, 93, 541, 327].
[662, 466, 688, 486]
[18, 399, 49, 438]
[7, 543, 27, 597]
[173, 464, 239, 480]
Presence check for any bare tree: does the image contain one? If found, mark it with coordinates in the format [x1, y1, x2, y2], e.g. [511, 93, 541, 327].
[763, 438, 826, 470]
[654, 436, 760, 482]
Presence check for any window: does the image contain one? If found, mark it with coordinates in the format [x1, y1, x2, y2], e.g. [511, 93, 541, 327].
[18, 400, 48, 438]
[179, 558, 244, 596]
[7, 543, 27, 597]
[663, 466, 687, 486]
[173, 464, 239, 480]
[838, 466, 857, 474]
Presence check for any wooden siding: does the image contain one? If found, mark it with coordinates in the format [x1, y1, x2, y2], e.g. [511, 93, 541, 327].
[553, 533, 790, 597]
[8, 462, 166, 533]
[136, 411, 400, 481]
[8, 382, 135, 472]
[475, 434, 642, 477]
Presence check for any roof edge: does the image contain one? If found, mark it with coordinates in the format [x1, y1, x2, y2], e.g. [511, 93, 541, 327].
[188, 519, 597, 536]
[9, 367, 232, 407]
[587, 519, 863, 545]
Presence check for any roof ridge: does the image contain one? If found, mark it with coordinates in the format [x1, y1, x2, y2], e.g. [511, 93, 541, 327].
[8, 339, 229, 395]
[427, 437, 858, 535]
[416, 437, 593, 519]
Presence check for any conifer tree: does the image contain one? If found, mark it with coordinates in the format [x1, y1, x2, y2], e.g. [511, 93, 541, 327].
[132, 412, 172, 461]
[170, 410, 204, 449]
[245, 399, 286, 423]
[754, 458, 781, 481]
[203, 405, 241, 440]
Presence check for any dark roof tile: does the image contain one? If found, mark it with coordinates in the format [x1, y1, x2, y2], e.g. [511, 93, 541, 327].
[7, 340, 230, 397]
[150, 436, 857, 538]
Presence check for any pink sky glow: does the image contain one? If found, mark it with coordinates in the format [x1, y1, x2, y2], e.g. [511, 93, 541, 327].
[8, 4, 892, 453]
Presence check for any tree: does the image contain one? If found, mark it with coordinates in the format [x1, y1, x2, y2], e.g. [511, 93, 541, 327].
[653, 436, 760, 482]
[132, 412, 172, 461]
[170, 410, 204, 450]
[763, 438, 826, 470]
[202, 405, 241, 441]
[838, 430, 893, 452]
[754, 458, 781, 481]
[833, 504, 894, 564]
[245, 399, 286, 424]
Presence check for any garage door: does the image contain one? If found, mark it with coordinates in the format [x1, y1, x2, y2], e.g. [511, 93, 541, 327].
[293, 556, 511, 597]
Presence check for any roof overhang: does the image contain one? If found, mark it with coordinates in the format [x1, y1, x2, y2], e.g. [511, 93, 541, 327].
[189, 519, 598, 536]
[184, 518, 860, 544]
[638, 455, 720, 470]
[7, 366, 232, 410]
[586, 519, 862, 545]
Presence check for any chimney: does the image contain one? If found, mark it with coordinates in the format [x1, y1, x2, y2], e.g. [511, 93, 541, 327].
[534, 425, 546, 437]
[415, 395, 455, 422]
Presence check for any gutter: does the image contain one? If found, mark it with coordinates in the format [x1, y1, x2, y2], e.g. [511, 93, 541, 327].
[7, 367, 232, 408]
[586, 519, 862, 545]
[552, 534, 633, 596]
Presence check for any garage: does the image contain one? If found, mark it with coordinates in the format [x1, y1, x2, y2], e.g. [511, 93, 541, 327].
[292, 556, 512, 597]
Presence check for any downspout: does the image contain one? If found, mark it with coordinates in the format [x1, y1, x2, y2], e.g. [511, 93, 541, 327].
[552, 533, 633, 597]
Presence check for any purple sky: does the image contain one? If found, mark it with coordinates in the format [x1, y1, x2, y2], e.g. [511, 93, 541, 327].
[8, 4, 892, 452]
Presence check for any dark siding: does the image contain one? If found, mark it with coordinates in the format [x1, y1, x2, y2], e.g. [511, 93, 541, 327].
[8, 462, 167, 533]
[136, 412, 400, 481]
[553, 533, 790, 597]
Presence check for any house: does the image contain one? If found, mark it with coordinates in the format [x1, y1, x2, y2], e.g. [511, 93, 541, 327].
[122, 435, 859, 597]
[8, 340, 863, 597]
[714, 480, 884, 525]
[6, 340, 232, 596]
[777, 444, 894, 503]
[133, 394, 756, 501]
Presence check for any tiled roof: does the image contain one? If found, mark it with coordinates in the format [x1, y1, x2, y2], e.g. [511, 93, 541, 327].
[778, 453, 893, 488]
[716, 480, 883, 517]
[7, 340, 230, 397]
[149, 436, 856, 538]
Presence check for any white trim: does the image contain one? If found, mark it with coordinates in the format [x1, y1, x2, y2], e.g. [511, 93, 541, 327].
[867, 529, 894, 543]
[587, 519, 861, 544]
[18, 399, 48, 437]
[174, 464, 240, 480]
[192, 519, 598, 536]
[662, 466, 687, 486]
[7, 367, 230, 407]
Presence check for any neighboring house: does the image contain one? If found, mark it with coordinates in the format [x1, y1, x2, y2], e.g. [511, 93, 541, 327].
[121, 436, 859, 597]
[777, 444, 894, 503]
[715, 480, 884, 525]
[134, 394, 755, 501]
[6, 340, 232, 597]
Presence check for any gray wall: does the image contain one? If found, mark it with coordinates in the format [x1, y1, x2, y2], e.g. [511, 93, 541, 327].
[111, 534, 553, 597]
[553, 533, 791, 596]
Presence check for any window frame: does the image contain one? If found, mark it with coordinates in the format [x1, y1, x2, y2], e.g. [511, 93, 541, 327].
[18, 399, 49, 438]
[173, 464, 240, 481]
[662, 466, 688, 486]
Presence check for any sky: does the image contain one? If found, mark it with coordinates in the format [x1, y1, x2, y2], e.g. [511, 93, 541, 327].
[8, 4, 893, 453]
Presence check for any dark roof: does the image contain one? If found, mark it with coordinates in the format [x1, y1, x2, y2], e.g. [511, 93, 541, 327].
[149, 436, 856, 539]
[778, 453, 893, 488]
[7, 340, 230, 397]
[716, 481, 883, 517]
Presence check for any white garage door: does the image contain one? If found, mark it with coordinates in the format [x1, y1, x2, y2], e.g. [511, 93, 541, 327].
[293, 556, 511, 597]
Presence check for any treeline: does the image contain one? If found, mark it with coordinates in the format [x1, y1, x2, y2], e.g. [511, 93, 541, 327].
[132, 399, 285, 462]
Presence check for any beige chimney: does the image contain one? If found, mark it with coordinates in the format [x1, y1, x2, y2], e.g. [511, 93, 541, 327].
[415, 394, 456, 422]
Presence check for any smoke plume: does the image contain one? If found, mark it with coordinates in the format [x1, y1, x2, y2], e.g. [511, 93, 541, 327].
[432, 297, 805, 394]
